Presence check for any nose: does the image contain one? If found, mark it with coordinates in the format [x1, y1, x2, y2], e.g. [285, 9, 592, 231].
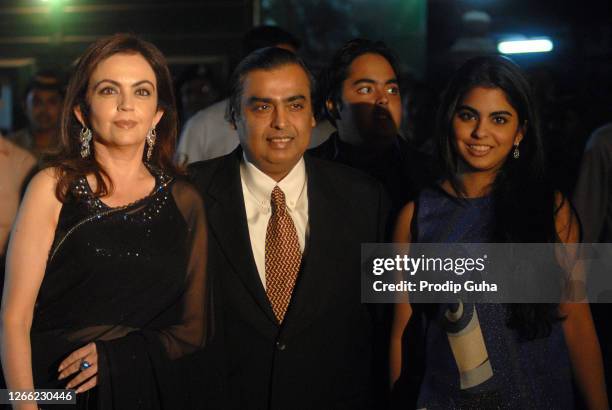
[375, 88, 389, 106]
[471, 119, 488, 139]
[271, 106, 287, 129]
[117, 93, 134, 112]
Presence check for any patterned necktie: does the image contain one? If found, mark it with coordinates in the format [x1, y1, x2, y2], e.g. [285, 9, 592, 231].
[265, 186, 302, 323]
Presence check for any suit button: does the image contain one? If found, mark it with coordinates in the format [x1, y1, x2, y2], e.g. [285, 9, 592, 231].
[276, 341, 286, 351]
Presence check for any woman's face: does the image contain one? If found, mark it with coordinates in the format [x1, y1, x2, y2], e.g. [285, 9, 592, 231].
[452, 86, 523, 173]
[75, 52, 163, 151]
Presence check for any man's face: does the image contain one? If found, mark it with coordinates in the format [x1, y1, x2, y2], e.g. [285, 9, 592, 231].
[25, 88, 62, 132]
[334, 53, 402, 145]
[235, 63, 315, 181]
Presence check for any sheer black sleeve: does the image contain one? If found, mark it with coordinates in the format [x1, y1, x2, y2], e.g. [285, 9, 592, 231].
[93, 179, 210, 409]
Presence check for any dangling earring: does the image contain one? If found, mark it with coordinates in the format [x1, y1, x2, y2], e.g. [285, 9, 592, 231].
[80, 127, 92, 158]
[512, 144, 520, 159]
[146, 128, 156, 161]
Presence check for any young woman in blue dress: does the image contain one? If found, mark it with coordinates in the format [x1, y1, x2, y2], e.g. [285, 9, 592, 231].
[390, 56, 608, 409]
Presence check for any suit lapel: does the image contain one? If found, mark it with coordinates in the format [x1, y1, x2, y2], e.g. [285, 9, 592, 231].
[205, 149, 278, 324]
[282, 155, 344, 336]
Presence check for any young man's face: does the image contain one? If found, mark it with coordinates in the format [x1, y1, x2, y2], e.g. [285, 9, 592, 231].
[334, 53, 402, 145]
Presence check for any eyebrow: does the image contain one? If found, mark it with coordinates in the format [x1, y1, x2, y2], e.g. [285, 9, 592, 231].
[490, 110, 513, 116]
[92, 79, 156, 90]
[456, 105, 513, 117]
[352, 78, 398, 86]
[247, 95, 307, 104]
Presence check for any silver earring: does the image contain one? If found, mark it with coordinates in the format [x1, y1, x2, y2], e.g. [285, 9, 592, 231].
[146, 128, 156, 161]
[80, 127, 92, 158]
[512, 144, 520, 159]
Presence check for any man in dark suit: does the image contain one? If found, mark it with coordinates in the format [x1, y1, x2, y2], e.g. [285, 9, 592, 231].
[189, 47, 389, 410]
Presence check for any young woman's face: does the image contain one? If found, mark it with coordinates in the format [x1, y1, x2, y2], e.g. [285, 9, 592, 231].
[75, 52, 163, 151]
[452, 86, 523, 173]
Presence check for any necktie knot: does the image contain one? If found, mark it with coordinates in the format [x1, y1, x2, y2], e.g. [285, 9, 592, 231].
[270, 186, 287, 215]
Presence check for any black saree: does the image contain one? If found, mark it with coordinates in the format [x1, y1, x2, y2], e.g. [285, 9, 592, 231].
[29, 170, 209, 410]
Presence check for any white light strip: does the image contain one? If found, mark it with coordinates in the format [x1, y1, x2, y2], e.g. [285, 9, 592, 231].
[497, 39, 553, 54]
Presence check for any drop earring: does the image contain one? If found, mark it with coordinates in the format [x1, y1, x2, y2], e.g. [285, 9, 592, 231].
[512, 144, 520, 159]
[146, 128, 156, 161]
[80, 127, 92, 158]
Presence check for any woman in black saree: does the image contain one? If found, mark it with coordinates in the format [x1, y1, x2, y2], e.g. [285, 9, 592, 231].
[1, 34, 209, 409]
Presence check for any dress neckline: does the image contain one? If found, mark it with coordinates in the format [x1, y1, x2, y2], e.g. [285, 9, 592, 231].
[77, 166, 173, 211]
[431, 184, 492, 204]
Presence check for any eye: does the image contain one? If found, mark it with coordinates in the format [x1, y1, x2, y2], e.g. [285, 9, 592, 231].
[99, 87, 117, 95]
[387, 86, 400, 95]
[135, 88, 152, 97]
[457, 111, 476, 121]
[492, 115, 508, 125]
[253, 104, 271, 112]
[289, 102, 304, 111]
[356, 86, 372, 95]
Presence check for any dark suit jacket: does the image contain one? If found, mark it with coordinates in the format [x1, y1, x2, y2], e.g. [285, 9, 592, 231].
[189, 148, 389, 410]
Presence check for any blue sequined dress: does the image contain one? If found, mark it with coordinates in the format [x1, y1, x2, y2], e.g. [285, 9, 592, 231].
[413, 186, 574, 410]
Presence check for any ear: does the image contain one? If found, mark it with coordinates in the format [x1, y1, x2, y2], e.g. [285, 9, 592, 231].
[227, 106, 239, 130]
[152, 108, 164, 129]
[514, 121, 526, 145]
[73, 105, 86, 128]
[311, 113, 316, 128]
[325, 99, 340, 120]
[229, 114, 238, 130]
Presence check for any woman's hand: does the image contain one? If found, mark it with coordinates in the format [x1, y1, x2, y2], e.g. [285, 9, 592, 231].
[58, 342, 98, 393]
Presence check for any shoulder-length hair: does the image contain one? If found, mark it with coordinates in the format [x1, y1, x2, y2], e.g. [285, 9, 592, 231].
[435, 56, 576, 339]
[49, 33, 181, 201]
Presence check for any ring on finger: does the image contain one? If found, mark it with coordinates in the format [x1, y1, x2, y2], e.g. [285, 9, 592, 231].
[80, 359, 92, 372]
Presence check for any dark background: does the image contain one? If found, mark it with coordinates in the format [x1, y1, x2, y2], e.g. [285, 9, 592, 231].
[0, 0, 611, 190]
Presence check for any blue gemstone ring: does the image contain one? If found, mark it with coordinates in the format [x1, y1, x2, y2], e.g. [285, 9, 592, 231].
[80, 359, 91, 371]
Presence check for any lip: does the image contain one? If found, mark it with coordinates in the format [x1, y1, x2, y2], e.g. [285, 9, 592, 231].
[266, 135, 294, 149]
[113, 120, 138, 129]
[465, 143, 493, 157]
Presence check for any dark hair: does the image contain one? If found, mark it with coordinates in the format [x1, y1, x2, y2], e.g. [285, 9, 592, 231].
[24, 69, 65, 99]
[49, 33, 181, 201]
[435, 55, 573, 339]
[225, 47, 314, 126]
[242, 26, 301, 56]
[319, 38, 400, 126]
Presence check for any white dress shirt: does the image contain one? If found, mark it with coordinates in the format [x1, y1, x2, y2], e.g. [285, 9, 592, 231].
[240, 155, 309, 288]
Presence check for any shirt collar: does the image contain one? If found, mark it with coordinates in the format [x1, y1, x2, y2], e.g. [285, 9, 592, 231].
[240, 153, 307, 210]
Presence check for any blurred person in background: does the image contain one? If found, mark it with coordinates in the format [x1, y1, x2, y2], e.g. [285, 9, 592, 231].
[572, 121, 612, 400]
[0, 134, 35, 283]
[449, 10, 497, 69]
[9, 70, 64, 157]
[176, 64, 220, 124]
